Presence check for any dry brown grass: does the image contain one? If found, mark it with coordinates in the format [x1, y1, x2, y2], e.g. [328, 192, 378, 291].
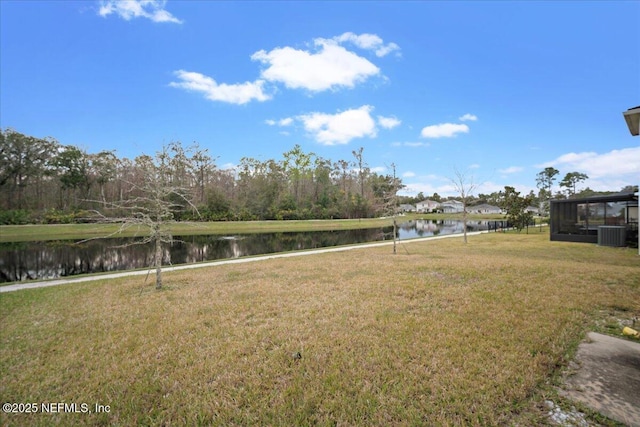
[1, 232, 638, 426]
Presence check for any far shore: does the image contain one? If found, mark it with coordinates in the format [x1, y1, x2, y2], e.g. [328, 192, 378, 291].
[0, 213, 510, 243]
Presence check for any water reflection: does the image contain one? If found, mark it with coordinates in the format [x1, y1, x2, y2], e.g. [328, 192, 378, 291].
[0, 219, 501, 282]
[397, 218, 505, 239]
[1, 228, 389, 282]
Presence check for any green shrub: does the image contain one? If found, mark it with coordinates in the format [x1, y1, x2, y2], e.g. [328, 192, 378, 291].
[0, 209, 31, 225]
[41, 209, 96, 224]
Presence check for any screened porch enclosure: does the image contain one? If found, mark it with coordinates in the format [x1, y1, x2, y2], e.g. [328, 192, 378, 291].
[550, 192, 638, 246]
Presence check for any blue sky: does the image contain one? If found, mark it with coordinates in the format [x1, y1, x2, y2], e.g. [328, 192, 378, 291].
[1, 0, 639, 197]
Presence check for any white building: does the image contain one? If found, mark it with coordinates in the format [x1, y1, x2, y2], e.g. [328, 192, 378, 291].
[416, 199, 441, 213]
[472, 204, 502, 215]
[525, 206, 540, 215]
[441, 200, 464, 213]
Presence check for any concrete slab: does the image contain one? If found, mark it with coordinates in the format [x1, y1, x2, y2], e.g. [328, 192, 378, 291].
[560, 332, 640, 427]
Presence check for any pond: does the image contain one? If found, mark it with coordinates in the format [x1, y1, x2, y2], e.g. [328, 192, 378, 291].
[0, 219, 506, 283]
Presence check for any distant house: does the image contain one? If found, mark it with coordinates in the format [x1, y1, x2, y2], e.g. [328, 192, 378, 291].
[399, 204, 416, 213]
[525, 206, 540, 215]
[441, 200, 464, 214]
[471, 204, 502, 215]
[416, 199, 440, 213]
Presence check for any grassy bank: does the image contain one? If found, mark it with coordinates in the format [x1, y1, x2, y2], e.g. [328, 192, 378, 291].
[2, 232, 636, 426]
[0, 218, 395, 243]
[0, 213, 508, 243]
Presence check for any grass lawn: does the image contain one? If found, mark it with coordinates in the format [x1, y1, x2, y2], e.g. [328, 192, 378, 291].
[0, 213, 509, 243]
[1, 232, 637, 426]
[0, 218, 396, 243]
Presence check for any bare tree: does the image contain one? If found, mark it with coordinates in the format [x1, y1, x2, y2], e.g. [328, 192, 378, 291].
[352, 147, 367, 198]
[90, 150, 118, 207]
[388, 163, 401, 254]
[192, 147, 216, 207]
[451, 168, 477, 244]
[91, 142, 200, 289]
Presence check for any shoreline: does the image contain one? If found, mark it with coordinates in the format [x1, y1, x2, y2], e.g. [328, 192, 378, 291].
[0, 230, 489, 292]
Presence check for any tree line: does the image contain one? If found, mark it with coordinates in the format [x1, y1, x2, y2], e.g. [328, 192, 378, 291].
[3, 129, 630, 227]
[0, 129, 403, 224]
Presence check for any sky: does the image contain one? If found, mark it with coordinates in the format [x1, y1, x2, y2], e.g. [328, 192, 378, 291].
[1, 0, 639, 198]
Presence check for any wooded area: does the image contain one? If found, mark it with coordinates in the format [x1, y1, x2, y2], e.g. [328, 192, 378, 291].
[2, 128, 622, 226]
[0, 129, 403, 224]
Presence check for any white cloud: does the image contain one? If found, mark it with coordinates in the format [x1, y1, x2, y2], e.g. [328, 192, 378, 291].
[298, 105, 377, 145]
[98, 0, 182, 23]
[398, 182, 455, 198]
[251, 38, 380, 92]
[420, 123, 469, 139]
[469, 164, 480, 169]
[498, 166, 523, 174]
[378, 115, 401, 129]
[459, 113, 478, 122]
[392, 141, 429, 147]
[403, 171, 416, 178]
[475, 181, 514, 195]
[169, 70, 270, 105]
[374, 43, 401, 58]
[370, 166, 386, 174]
[334, 32, 401, 57]
[265, 117, 293, 127]
[540, 146, 640, 190]
[173, 33, 396, 106]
